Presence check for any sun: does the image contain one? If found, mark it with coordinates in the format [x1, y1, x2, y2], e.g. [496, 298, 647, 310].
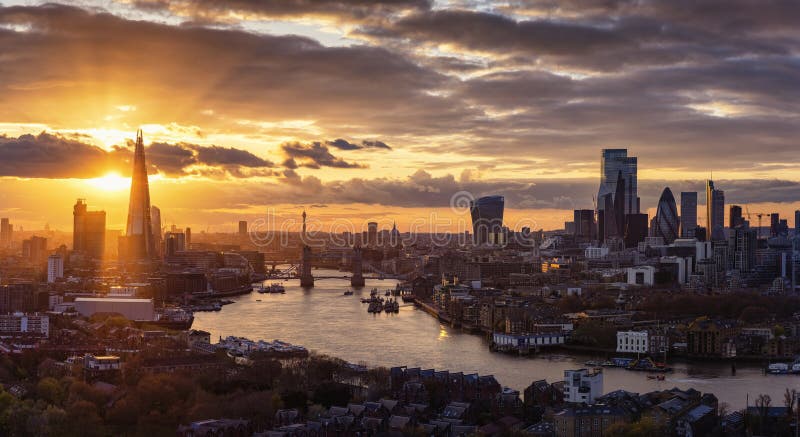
[86, 172, 131, 191]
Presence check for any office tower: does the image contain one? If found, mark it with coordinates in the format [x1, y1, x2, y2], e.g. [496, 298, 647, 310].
[390, 222, 400, 247]
[680, 192, 697, 238]
[73, 199, 106, 259]
[597, 149, 639, 215]
[706, 179, 725, 241]
[729, 205, 744, 230]
[573, 209, 595, 240]
[729, 227, 757, 273]
[123, 130, 155, 259]
[0, 218, 11, 247]
[238, 220, 248, 237]
[47, 254, 64, 283]
[164, 232, 186, 257]
[151, 205, 162, 256]
[613, 170, 626, 237]
[185, 227, 192, 249]
[368, 221, 378, 246]
[469, 196, 504, 246]
[778, 219, 789, 237]
[624, 213, 649, 248]
[22, 236, 47, 263]
[601, 193, 618, 240]
[795, 210, 800, 236]
[653, 187, 679, 244]
[770, 213, 780, 237]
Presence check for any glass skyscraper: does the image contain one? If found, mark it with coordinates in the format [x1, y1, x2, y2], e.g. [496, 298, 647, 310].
[123, 129, 155, 259]
[653, 187, 679, 244]
[470, 196, 504, 246]
[597, 149, 638, 215]
[706, 179, 725, 241]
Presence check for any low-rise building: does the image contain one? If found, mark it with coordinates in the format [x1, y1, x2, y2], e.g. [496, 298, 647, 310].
[563, 369, 603, 404]
[616, 330, 648, 354]
[553, 404, 625, 437]
[0, 312, 49, 337]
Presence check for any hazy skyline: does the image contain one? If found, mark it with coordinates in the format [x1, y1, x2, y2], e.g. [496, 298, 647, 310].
[1, 1, 799, 231]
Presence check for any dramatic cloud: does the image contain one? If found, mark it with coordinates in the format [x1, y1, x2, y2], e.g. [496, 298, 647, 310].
[0, 132, 273, 178]
[281, 142, 366, 169]
[1, 1, 800, 230]
[0, 132, 110, 178]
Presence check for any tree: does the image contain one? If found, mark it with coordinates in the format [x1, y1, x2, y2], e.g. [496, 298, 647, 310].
[36, 377, 65, 406]
[606, 417, 665, 437]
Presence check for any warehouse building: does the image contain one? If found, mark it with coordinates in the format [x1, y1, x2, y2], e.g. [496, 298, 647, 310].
[74, 298, 154, 321]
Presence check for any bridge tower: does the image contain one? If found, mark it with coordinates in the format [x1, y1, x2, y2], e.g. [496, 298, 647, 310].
[351, 244, 365, 287]
[299, 210, 314, 287]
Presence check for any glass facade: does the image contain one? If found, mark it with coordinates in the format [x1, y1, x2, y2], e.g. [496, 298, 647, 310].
[470, 196, 504, 245]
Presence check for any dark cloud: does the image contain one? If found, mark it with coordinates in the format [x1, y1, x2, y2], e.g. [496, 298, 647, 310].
[0, 132, 273, 179]
[326, 138, 392, 150]
[361, 140, 391, 150]
[281, 142, 367, 169]
[0, 132, 110, 178]
[192, 144, 274, 168]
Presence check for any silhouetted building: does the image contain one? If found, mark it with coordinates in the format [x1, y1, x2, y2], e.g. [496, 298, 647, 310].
[238, 220, 247, 237]
[121, 130, 155, 260]
[597, 149, 639, 215]
[795, 210, 800, 236]
[73, 199, 106, 260]
[185, 227, 192, 249]
[625, 213, 649, 248]
[653, 187, 679, 244]
[164, 232, 186, 257]
[22, 236, 47, 263]
[706, 180, 725, 241]
[0, 218, 12, 248]
[368, 221, 378, 246]
[573, 209, 595, 240]
[729, 205, 744, 230]
[680, 192, 697, 238]
[151, 205, 162, 257]
[729, 227, 757, 273]
[470, 196, 505, 245]
[770, 213, 780, 237]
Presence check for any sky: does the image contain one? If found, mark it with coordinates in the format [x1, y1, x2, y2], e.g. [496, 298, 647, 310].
[1, 0, 799, 233]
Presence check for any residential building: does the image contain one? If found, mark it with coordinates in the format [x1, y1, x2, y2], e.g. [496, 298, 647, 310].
[563, 369, 603, 404]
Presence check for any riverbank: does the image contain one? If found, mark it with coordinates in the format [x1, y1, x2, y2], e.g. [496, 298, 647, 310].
[192, 271, 796, 410]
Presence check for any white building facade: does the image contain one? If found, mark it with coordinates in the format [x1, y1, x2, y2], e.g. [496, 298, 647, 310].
[563, 369, 603, 404]
[616, 330, 648, 354]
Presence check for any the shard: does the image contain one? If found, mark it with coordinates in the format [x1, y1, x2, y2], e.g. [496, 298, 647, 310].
[123, 129, 154, 259]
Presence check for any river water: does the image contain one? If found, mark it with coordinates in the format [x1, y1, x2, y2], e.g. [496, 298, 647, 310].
[193, 270, 796, 409]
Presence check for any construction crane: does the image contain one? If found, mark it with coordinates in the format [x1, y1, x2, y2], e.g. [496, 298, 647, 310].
[743, 206, 768, 240]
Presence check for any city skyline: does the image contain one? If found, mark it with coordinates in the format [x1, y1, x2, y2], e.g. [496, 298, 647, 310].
[1, 2, 800, 232]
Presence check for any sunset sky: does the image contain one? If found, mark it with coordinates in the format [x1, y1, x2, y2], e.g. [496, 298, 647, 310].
[1, 1, 799, 233]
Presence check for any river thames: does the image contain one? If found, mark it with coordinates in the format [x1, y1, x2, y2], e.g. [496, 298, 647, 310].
[194, 271, 795, 409]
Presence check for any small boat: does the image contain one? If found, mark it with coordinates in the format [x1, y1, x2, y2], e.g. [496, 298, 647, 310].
[268, 283, 286, 293]
[343, 290, 354, 296]
[767, 363, 789, 374]
[255, 299, 262, 302]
